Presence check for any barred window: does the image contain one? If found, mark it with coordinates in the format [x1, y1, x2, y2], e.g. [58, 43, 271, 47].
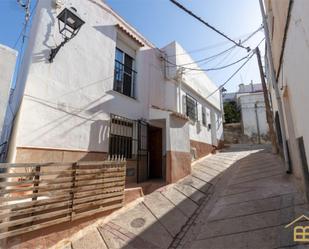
[109, 116, 134, 159]
[186, 95, 197, 122]
[202, 107, 207, 126]
[114, 48, 136, 98]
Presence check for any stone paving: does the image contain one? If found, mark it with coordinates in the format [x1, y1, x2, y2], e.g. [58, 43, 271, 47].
[53, 145, 309, 249]
[180, 145, 309, 249]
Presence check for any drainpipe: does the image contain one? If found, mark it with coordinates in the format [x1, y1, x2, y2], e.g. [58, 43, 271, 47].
[255, 101, 261, 144]
[259, 0, 290, 173]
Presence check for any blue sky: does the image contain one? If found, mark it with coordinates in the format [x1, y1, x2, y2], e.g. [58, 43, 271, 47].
[0, 0, 37, 88]
[0, 0, 264, 92]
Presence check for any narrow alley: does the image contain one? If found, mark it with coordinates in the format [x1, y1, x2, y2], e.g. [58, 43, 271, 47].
[37, 144, 307, 249]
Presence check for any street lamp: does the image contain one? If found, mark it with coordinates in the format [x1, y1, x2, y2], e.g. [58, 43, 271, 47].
[49, 7, 85, 63]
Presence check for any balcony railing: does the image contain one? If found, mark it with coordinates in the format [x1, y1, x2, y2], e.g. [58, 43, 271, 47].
[114, 60, 137, 98]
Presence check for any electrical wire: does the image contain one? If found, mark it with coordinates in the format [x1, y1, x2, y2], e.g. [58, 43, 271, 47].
[180, 37, 265, 73]
[12, 0, 38, 91]
[165, 50, 255, 72]
[13, 0, 38, 49]
[201, 55, 253, 72]
[166, 28, 261, 58]
[205, 52, 256, 100]
[204, 37, 265, 99]
[190, 37, 265, 75]
[210, 47, 236, 68]
[165, 52, 253, 73]
[165, 25, 263, 68]
[170, 0, 251, 51]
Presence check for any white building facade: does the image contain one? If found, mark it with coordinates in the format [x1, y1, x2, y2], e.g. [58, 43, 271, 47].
[5, 0, 223, 184]
[0, 45, 17, 161]
[237, 83, 269, 143]
[265, 0, 309, 195]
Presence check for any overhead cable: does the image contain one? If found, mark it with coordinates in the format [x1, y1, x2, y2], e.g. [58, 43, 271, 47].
[205, 53, 256, 100]
[170, 0, 251, 52]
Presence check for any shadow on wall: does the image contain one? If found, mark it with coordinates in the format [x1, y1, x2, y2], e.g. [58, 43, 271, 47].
[32, 1, 57, 64]
[80, 119, 109, 162]
[21, 93, 114, 162]
[33, 0, 117, 64]
[93, 25, 116, 41]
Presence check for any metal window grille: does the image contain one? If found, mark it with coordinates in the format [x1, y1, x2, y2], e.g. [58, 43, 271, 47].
[109, 114, 149, 183]
[202, 107, 207, 126]
[109, 114, 138, 159]
[186, 95, 197, 121]
[113, 49, 137, 98]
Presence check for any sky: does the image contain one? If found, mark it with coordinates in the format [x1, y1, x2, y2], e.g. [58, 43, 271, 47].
[0, 0, 265, 93]
[0, 0, 37, 88]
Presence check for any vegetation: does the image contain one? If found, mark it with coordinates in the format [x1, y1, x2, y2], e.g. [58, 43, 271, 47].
[224, 101, 241, 123]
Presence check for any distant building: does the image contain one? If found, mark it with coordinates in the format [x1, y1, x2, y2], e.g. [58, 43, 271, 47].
[237, 84, 269, 143]
[223, 82, 269, 144]
[222, 92, 237, 103]
[238, 83, 263, 93]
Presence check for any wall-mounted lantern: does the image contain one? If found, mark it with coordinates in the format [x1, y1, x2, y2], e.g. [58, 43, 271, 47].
[49, 7, 85, 63]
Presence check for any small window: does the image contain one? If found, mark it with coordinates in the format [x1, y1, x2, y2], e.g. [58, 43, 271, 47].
[109, 116, 134, 159]
[202, 107, 207, 126]
[186, 95, 197, 122]
[114, 48, 136, 98]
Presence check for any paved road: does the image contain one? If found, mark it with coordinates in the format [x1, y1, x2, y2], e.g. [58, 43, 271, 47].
[54, 145, 309, 249]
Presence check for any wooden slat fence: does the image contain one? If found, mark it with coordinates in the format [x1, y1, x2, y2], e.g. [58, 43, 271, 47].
[0, 159, 126, 239]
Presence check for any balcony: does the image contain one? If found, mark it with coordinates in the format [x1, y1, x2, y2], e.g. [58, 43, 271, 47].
[114, 60, 137, 98]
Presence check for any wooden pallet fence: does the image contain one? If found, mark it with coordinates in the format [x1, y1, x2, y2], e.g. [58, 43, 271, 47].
[0, 158, 126, 240]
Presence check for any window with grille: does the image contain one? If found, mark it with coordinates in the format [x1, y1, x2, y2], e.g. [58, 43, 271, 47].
[114, 48, 137, 98]
[202, 107, 207, 126]
[109, 115, 136, 159]
[186, 95, 197, 122]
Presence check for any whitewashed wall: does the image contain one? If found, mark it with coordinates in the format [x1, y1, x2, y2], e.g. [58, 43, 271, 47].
[8, 0, 223, 163]
[10, 0, 164, 156]
[276, 0, 309, 167]
[0, 45, 17, 139]
[238, 93, 268, 137]
[162, 41, 223, 146]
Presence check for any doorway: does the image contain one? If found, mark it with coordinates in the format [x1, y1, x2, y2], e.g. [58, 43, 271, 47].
[148, 126, 163, 179]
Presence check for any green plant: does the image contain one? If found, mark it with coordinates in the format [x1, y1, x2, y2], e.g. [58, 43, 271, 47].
[224, 101, 241, 123]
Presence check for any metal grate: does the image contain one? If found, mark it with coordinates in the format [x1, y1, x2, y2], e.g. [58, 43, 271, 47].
[114, 60, 137, 98]
[109, 114, 149, 183]
[109, 114, 138, 159]
[186, 95, 197, 122]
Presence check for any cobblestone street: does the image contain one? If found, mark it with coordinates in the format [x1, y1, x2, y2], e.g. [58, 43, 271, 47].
[46, 144, 309, 249]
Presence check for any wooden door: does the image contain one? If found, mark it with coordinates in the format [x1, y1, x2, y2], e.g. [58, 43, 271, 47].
[148, 126, 162, 178]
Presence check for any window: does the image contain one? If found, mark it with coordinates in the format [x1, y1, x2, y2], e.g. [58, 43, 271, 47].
[114, 48, 136, 98]
[109, 115, 135, 159]
[202, 107, 207, 126]
[186, 95, 197, 122]
[216, 113, 221, 129]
